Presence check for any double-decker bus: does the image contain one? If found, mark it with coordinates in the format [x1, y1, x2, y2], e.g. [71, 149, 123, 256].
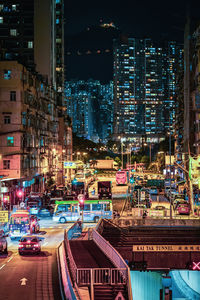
[116, 170, 127, 185]
[52, 199, 112, 223]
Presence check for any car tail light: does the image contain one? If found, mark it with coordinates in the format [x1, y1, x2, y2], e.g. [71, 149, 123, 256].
[19, 244, 23, 248]
[33, 244, 39, 247]
[27, 240, 31, 243]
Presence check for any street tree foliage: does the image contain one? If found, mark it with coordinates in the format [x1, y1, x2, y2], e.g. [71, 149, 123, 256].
[115, 156, 122, 168]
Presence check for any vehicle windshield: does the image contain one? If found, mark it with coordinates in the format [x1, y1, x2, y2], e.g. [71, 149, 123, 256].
[10, 216, 29, 225]
[20, 237, 38, 243]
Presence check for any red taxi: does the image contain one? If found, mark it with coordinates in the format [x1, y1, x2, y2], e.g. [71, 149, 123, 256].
[18, 235, 42, 255]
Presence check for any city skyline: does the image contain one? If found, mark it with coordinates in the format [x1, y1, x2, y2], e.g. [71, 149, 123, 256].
[65, 0, 200, 83]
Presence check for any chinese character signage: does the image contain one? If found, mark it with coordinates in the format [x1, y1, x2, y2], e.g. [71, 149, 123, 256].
[0, 211, 8, 223]
[132, 245, 200, 252]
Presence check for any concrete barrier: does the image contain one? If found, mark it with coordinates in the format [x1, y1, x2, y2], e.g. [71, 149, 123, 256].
[57, 242, 81, 300]
[114, 217, 200, 227]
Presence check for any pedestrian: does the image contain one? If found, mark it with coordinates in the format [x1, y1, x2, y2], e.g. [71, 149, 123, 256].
[142, 210, 147, 219]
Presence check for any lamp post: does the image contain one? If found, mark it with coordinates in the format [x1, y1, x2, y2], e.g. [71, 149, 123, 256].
[121, 142, 124, 170]
[169, 128, 172, 220]
[77, 152, 80, 161]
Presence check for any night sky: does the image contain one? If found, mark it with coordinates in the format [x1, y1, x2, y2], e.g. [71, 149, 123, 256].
[65, 0, 200, 82]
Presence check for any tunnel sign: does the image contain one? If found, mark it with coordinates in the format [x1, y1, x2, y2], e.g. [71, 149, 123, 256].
[0, 211, 8, 223]
[133, 245, 200, 252]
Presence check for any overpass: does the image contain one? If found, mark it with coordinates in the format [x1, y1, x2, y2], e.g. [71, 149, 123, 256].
[57, 218, 200, 299]
[58, 221, 132, 300]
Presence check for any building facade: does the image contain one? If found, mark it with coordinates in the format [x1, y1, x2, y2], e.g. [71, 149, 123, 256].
[0, 0, 72, 200]
[0, 62, 59, 199]
[113, 38, 183, 145]
[65, 80, 113, 143]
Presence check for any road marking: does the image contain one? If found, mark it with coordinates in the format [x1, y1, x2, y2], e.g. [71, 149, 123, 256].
[0, 264, 6, 270]
[7, 256, 14, 263]
[20, 278, 28, 285]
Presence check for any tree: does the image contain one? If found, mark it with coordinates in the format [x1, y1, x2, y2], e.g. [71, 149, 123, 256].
[105, 156, 112, 160]
[141, 155, 150, 164]
[115, 156, 121, 168]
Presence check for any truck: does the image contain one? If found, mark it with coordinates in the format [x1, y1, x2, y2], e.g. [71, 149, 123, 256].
[94, 160, 115, 170]
[98, 181, 112, 199]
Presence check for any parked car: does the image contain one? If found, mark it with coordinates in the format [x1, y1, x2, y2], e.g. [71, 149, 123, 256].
[0, 230, 8, 254]
[177, 203, 190, 215]
[149, 187, 158, 195]
[173, 199, 187, 211]
[18, 235, 42, 255]
[154, 205, 166, 210]
[135, 204, 146, 209]
[38, 208, 52, 218]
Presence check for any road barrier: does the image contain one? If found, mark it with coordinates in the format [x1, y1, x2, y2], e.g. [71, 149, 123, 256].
[58, 242, 81, 300]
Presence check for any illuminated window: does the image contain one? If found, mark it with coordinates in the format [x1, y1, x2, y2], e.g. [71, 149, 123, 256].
[0, 17, 3, 24]
[12, 5, 16, 11]
[7, 136, 14, 146]
[4, 70, 11, 80]
[28, 41, 33, 48]
[10, 91, 16, 101]
[10, 29, 17, 36]
[4, 116, 11, 124]
[3, 160, 10, 169]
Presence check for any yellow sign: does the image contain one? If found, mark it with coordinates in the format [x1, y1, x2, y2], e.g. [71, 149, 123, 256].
[133, 245, 200, 252]
[0, 211, 8, 223]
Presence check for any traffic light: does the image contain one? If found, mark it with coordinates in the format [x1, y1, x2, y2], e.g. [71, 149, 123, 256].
[3, 195, 9, 203]
[17, 190, 23, 198]
[78, 194, 85, 210]
[79, 198, 84, 210]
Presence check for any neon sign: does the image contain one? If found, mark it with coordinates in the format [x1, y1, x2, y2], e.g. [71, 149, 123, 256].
[193, 262, 200, 270]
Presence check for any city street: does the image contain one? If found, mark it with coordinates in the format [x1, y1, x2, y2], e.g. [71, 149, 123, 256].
[0, 219, 95, 300]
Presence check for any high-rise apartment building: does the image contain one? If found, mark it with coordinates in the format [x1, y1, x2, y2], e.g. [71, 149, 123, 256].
[0, 0, 70, 196]
[0, 0, 65, 105]
[113, 38, 183, 144]
[65, 80, 113, 143]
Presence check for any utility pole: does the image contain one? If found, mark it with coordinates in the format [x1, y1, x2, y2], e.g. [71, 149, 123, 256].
[174, 161, 194, 215]
[169, 128, 172, 219]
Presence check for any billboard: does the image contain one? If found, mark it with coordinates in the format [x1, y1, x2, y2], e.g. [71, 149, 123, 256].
[63, 161, 77, 169]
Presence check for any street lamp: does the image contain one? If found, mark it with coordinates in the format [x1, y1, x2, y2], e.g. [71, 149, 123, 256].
[168, 129, 172, 220]
[144, 142, 151, 163]
[77, 152, 80, 160]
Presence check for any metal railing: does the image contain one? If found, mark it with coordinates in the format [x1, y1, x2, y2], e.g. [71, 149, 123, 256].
[64, 230, 77, 283]
[92, 229, 128, 282]
[77, 268, 127, 286]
